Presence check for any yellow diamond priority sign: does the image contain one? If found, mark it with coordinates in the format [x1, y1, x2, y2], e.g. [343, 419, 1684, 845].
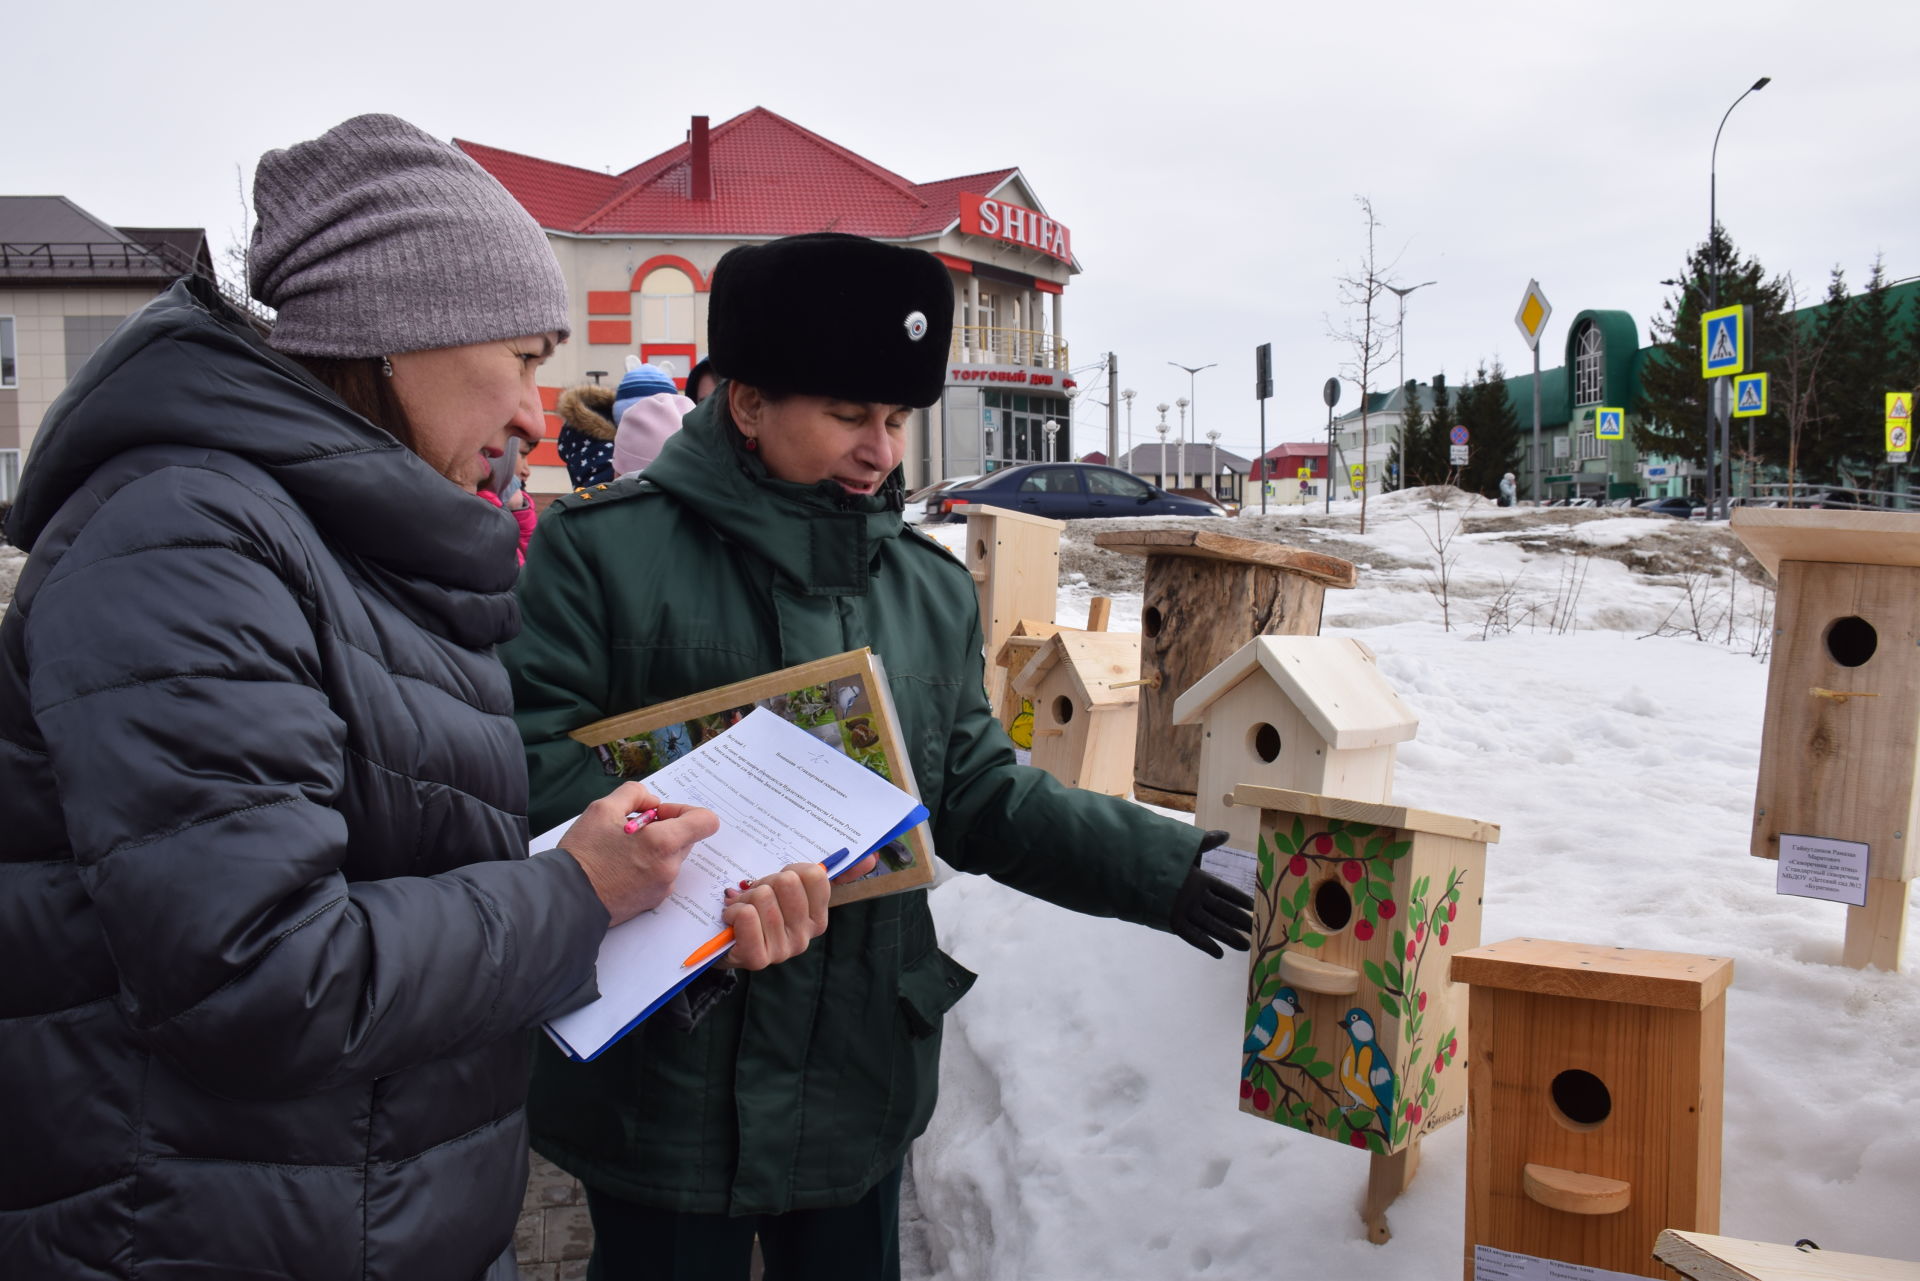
[1514, 280, 1552, 352]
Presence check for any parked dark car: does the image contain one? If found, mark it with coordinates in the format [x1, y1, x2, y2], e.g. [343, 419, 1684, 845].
[1638, 496, 1701, 520]
[934, 463, 1227, 522]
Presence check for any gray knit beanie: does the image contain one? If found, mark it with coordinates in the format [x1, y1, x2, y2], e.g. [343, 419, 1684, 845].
[249, 113, 571, 357]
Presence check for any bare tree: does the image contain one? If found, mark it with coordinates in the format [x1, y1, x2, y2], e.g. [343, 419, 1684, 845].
[1328, 197, 1399, 534]
[1774, 271, 1839, 498]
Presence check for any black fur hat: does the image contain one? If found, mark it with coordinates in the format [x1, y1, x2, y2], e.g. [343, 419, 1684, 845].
[708, 233, 954, 408]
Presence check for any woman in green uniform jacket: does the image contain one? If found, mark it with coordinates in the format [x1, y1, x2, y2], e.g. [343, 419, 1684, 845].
[503, 234, 1252, 1281]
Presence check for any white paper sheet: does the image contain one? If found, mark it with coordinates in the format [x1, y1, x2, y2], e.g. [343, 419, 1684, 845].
[1776, 832, 1871, 908]
[1473, 1245, 1649, 1281]
[536, 707, 925, 1059]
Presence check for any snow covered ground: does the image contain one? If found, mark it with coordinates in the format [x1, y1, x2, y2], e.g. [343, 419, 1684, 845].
[908, 494, 1920, 1279]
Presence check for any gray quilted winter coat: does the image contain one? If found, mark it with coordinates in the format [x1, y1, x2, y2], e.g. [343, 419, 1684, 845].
[0, 278, 607, 1279]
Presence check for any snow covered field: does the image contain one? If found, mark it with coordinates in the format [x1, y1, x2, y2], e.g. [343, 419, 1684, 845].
[910, 493, 1920, 1279]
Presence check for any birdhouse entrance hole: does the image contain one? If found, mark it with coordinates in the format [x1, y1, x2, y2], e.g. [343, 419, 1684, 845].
[1309, 877, 1353, 932]
[1548, 1069, 1612, 1131]
[1142, 606, 1164, 638]
[1249, 722, 1281, 763]
[1823, 615, 1877, 667]
[972, 539, 988, 562]
[1052, 695, 1075, 725]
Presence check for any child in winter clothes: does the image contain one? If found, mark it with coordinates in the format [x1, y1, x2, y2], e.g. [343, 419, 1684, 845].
[555, 382, 619, 487]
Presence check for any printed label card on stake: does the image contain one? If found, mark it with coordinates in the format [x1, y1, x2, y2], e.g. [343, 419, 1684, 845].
[534, 707, 929, 1062]
[1776, 833, 1871, 907]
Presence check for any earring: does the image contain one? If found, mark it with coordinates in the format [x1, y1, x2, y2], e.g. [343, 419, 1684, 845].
[380, 356, 394, 378]
[743, 436, 759, 452]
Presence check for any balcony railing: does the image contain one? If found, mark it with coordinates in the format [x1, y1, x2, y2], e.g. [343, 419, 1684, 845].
[950, 325, 1068, 371]
[0, 241, 200, 280]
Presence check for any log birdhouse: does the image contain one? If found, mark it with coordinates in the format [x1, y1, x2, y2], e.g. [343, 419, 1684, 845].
[1731, 508, 1920, 970]
[1173, 635, 1417, 854]
[956, 504, 1063, 716]
[1012, 630, 1142, 796]
[1452, 939, 1731, 1281]
[1093, 529, 1355, 812]
[1235, 786, 1494, 1157]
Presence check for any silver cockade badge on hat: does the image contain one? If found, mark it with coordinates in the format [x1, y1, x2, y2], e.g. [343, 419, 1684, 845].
[904, 311, 928, 342]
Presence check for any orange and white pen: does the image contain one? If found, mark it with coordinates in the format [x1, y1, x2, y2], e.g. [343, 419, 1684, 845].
[679, 848, 859, 969]
[623, 808, 658, 835]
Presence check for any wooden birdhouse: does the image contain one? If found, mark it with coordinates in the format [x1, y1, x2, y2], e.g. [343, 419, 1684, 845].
[956, 503, 1064, 715]
[1012, 630, 1141, 796]
[1234, 785, 1496, 1240]
[1093, 529, 1356, 812]
[1172, 635, 1417, 854]
[1452, 938, 1733, 1281]
[1731, 508, 1920, 971]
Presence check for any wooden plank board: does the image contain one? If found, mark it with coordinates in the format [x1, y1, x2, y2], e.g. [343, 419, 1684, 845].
[1842, 878, 1911, 971]
[1230, 783, 1500, 844]
[1449, 937, 1733, 1010]
[1731, 508, 1920, 578]
[950, 502, 1068, 531]
[1656, 1230, 1920, 1281]
[1093, 528, 1359, 587]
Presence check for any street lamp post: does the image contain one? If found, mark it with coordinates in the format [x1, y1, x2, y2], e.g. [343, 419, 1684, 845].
[1122, 388, 1137, 473]
[1175, 398, 1190, 489]
[1207, 429, 1221, 499]
[1383, 281, 1437, 395]
[1706, 75, 1771, 514]
[1155, 415, 1170, 487]
[1044, 418, 1061, 463]
[1168, 360, 1217, 492]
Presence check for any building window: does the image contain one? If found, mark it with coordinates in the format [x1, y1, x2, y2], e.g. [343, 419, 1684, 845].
[1578, 430, 1607, 461]
[1, 316, 15, 387]
[0, 449, 19, 503]
[1573, 322, 1604, 406]
[65, 315, 127, 380]
[637, 267, 695, 343]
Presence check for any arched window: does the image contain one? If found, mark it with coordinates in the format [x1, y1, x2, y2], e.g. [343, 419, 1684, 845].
[1573, 322, 1604, 406]
[637, 267, 695, 343]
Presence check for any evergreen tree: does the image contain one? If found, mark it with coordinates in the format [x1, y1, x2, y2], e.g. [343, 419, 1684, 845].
[1399, 373, 1452, 486]
[1635, 226, 1786, 471]
[1829, 257, 1901, 485]
[1456, 362, 1524, 498]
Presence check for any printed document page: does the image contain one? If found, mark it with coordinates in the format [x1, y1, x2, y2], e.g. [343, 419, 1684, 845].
[535, 707, 925, 1059]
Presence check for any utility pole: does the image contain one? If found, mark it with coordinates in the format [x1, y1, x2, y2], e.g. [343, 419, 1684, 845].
[1106, 353, 1119, 467]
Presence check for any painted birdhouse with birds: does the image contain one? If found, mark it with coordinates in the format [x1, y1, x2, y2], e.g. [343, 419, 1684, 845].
[1451, 938, 1733, 1281]
[1012, 629, 1142, 796]
[1234, 785, 1495, 1158]
[1172, 634, 1417, 855]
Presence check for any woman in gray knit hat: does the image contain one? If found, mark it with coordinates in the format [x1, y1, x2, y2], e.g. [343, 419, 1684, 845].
[0, 114, 834, 1281]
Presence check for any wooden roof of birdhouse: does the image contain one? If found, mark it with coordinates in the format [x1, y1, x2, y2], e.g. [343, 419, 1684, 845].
[1230, 785, 1500, 845]
[1092, 529, 1357, 587]
[993, 620, 1066, 671]
[1171, 635, 1418, 749]
[1732, 508, 1920, 577]
[952, 503, 1067, 531]
[1450, 937, 1731, 1010]
[1013, 630, 1141, 707]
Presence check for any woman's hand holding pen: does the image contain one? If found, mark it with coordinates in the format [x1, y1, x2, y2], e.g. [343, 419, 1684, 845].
[716, 851, 879, 970]
[560, 782, 718, 926]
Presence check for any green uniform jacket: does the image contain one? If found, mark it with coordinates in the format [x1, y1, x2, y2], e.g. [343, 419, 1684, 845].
[503, 395, 1201, 1215]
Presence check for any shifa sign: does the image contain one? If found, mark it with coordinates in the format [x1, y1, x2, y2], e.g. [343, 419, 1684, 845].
[960, 193, 1073, 264]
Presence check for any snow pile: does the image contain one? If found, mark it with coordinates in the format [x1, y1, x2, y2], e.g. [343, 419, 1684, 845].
[909, 510, 1920, 1278]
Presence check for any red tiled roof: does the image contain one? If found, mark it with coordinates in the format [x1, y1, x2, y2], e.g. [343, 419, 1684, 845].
[459, 108, 1018, 242]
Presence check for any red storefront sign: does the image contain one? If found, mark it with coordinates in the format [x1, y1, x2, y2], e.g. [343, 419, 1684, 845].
[959, 192, 1072, 264]
[949, 365, 1073, 387]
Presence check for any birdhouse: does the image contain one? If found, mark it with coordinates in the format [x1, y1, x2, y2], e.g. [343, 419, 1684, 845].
[1012, 630, 1142, 796]
[956, 503, 1063, 715]
[1094, 529, 1355, 812]
[1452, 938, 1733, 1281]
[1654, 1230, 1919, 1281]
[1731, 508, 1920, 970]
[1234, 786, 1494, 1147]
[1172, 635, 1417, 854]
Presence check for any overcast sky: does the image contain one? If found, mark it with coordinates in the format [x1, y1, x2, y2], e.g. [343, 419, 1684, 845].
[13, 0, 1916, 460]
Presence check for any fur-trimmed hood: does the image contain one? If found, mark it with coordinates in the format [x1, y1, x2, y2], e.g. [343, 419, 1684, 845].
[556, 384, 617, 441]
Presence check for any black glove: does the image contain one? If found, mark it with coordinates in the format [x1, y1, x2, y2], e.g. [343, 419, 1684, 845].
[1169, 830, 1253, 958]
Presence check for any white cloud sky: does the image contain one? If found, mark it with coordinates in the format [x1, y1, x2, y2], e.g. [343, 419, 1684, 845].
[13, 0, 1916, 459]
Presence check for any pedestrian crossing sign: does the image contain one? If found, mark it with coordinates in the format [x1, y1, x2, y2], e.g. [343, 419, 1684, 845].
[1700, 305, 1749, 378]
[1889, 393, 1913, 454]
[1732, 372, 1769, 418]
[1595, 407, 1625, 440]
